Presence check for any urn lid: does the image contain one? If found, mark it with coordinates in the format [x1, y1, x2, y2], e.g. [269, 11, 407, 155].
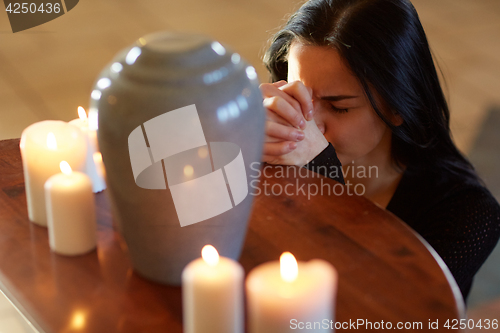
[105, 31, 251, 86]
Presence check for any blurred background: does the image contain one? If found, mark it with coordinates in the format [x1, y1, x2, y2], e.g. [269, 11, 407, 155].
[0, 0, 499, 331]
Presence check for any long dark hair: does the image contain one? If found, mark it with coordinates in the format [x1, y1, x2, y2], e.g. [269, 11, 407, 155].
[264, 0, 478, 181]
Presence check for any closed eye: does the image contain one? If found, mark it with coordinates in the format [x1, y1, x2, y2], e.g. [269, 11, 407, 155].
[330, 105, 349, 114]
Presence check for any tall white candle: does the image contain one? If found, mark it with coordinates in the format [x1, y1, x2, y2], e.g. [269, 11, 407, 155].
[20, 121, 87, 226]
[44, 161, 97, 256]
[182, 245, 244, 333]
[246, 252, 338, 333]
[69, 106, 106, 193]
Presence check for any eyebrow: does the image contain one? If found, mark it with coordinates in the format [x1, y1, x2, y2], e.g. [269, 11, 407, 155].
[319, 95, 358, 102]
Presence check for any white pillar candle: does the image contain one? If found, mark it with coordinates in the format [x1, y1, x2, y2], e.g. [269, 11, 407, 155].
[182, 245, 244, 333]
[20, 121, 87, 226]
[246, 252, 338, 333]
[69, 106, 106, 193]
[44, 161, 97, 256]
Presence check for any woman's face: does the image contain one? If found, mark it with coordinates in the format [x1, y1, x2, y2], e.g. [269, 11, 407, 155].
[287, 42, 393, 166]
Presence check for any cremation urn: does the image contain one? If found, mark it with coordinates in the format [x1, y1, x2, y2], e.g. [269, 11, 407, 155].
[90, 32, 265, 285]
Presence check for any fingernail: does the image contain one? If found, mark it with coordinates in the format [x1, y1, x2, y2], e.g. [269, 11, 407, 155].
[298, 119, 306, 130]
[289, 142, 297, 150]
[296, 131, 305, 141]
[307, 110, 313, 121]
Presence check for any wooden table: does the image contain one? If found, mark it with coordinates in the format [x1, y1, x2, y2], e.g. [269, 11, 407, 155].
[0, 139, 464, 332]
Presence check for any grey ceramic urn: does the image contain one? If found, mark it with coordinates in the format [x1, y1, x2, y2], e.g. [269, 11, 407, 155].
[90, 32, 265, 285]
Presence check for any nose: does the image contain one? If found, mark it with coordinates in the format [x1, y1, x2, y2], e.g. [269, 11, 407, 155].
[316, 121, 326, 134]
[312, 98, 326, 134]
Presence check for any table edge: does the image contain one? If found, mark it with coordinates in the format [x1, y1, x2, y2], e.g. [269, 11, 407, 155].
[0, 272, 44, 333]
[409, 228, 466, 318]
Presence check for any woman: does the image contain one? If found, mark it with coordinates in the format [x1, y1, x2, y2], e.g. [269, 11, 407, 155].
[260, 0, 500, 300]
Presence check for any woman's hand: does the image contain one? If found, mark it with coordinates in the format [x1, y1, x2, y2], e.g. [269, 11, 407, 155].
[260, 80, 329, 166]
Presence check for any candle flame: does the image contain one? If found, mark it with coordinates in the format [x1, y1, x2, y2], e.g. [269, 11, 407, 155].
[60, 161, 72, 175]
[280, 252, 298, 283]
[78, 106, 88, 121]
[46, 132, 57, 150]
[201, 245, 219, 267]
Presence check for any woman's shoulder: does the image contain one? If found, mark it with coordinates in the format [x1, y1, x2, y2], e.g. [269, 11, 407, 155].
[427, 180, 500, 233]
[389, 164, 500, 269]
[387, 165, 500, 231]
[426, 166, 499, 214]
[388, 165, 500, 299]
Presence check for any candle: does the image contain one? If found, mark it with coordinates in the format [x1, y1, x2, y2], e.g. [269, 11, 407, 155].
[246, 252, 338, 333]
[44, 161, 97, 255]
[182, 245, 244, 333]
[93, 152, 106, 180]
[20, 121, 87, 226]
[69, 106, 106, 193]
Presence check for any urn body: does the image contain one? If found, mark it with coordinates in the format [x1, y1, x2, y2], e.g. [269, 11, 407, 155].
[91, 32, 265, 284]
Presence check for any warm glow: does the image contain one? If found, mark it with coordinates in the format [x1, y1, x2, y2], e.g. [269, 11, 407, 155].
[93, 152, 102, 164]
[197, 147, 209, 159]
[70, 310, 86, 329]
[201, 245, 219, 267]
[183, 165, 194, 177]
[88, 108, 98, 131]
[60, 161, 72, 175]
[93, 152, 106, 178]
[78, 106, 88, 121]
[46, 132, 57, 150]
[280, 252, 298, 283]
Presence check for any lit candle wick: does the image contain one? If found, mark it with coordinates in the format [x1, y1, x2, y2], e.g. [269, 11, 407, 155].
[280, 252, 298, 283]
[78, 106, 88, 122]
[60, 161, 73, 175]
[202, 245, 219, 267]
